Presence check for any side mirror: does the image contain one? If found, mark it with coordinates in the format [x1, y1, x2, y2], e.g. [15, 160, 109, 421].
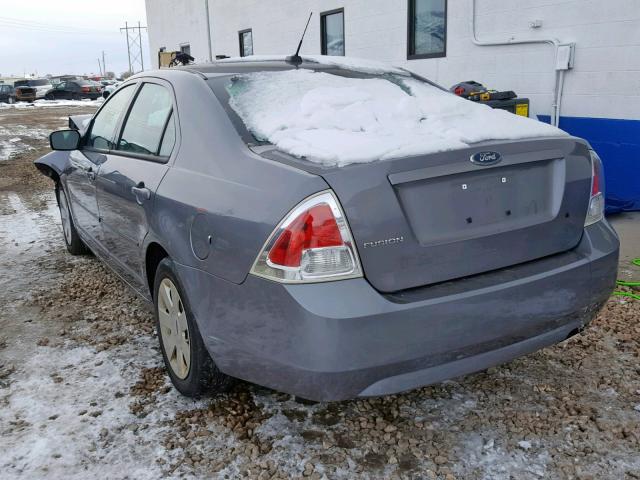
[49, 129, 80, 151]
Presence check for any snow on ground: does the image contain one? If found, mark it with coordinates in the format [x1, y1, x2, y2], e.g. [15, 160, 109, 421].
[228, 69, 566, 166]
[0, 98, 103, 110]
[0, 125, 50, 161]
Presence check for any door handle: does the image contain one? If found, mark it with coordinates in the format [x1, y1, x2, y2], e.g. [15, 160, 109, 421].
[83, 165, 96, 181]
[131, 183, 151, 204]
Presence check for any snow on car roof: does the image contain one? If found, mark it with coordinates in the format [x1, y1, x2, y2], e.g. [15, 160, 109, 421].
[227, 69, 567, 166]
[216, 54, 409, 76]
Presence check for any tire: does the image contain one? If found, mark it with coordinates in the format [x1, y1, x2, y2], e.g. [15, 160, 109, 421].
[154, 257, 233, 397]
[103, 91, 110, 99]
[45, 93, 54, 100]
[56, 184, 86, 255]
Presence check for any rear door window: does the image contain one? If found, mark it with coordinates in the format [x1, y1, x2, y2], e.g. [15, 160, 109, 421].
[116, 83, 173, 156]
[86, 84, 135, 150]
[159, 112, 176, 157]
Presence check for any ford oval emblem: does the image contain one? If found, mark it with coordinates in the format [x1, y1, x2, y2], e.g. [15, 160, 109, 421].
[470, 151, 502, 166]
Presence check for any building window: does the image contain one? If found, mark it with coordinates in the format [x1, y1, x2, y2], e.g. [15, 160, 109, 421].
[408, 0, 447, 59]
[320, 9, 345, 56]
[180, 44, 191, 55]
[239, 29, 253, 57]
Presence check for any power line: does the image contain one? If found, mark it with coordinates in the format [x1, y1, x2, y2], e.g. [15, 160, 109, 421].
[0, 15, 117, 33]
[0, 20, 118, 35]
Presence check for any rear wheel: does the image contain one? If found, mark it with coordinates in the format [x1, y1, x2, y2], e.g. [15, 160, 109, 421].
[45, 93, 54, 100]
[56, 185, 86, 255]
[154, 257, 233, 397]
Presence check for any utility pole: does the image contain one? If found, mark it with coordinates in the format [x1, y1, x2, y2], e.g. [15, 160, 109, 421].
[121, 21, 132, 73]
[102, 51, 106, 76]
[97, 58, 102, 76]
[205, 0, 213, 62]
[138, 22, 144, 71]
[120, 22, 146, 74]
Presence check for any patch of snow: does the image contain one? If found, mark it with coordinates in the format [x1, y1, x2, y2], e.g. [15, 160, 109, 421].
[0, 345, 168, 479]
[518, 440, 533, 450]
[0, 193, 60, 253]
[227, 69, 567, 166]
[0, 139, 33, 161]
[0, 98, 103, 110]
[634, 404, 640, 412]
[0, 124, 51, 160]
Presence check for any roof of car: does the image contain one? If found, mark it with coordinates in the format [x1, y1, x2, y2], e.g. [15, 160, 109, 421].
[177, 55, 409, 78]
[179, 60, 327, 77]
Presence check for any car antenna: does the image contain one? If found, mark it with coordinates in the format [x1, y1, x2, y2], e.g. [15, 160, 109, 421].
[285, 12, 313, 67]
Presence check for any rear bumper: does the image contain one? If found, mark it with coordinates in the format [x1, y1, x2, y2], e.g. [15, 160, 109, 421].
[176, 221, 619, 401]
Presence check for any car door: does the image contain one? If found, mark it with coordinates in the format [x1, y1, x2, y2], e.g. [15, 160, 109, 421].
[64, 83, 137, 244]
[0, 85, 8, 102]
[66, 82, 80, 100]
[53, 82, 67, 99]
[95, 80, 177, 291]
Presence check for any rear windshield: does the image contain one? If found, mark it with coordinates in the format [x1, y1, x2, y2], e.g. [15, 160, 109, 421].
[208, 68, 427, 147]
[30, 79, 50, 86]
[208, 67, 564, 167]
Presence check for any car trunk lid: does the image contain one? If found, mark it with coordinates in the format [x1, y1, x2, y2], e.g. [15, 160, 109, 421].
[268, 137, 592, 292]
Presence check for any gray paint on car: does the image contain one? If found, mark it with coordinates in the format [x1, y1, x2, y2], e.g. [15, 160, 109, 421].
[35, 61, 619, 401]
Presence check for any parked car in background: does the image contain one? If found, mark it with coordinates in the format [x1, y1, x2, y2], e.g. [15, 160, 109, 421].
[43, 80, 102, 100]
[14, 78, 53, 99]
[14, 85, 36, 102]
[35, 58, 619, 402]
[0, 84, 16, 104]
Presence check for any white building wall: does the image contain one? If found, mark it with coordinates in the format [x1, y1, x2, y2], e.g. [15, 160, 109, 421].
[145, 0, 212, 66]
[145, 0, 640, 121]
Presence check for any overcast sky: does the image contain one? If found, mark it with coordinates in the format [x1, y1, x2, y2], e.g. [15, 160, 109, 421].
[0, 0, 148, 78]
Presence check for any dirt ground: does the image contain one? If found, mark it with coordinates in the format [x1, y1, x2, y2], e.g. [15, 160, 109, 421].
[1, 106, 639, 480]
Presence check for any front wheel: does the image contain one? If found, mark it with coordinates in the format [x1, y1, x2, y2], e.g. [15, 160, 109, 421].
[56, 185, 86, 255]
[154, 258, 233, 397]
[45, 93, 54, 100]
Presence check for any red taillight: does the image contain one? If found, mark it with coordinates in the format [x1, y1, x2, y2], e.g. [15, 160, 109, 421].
[81, 86, 90, 93]
[268, 204, 343, 267]
[252, 191, 362, 282]
[454, 86, 465, 96]
[591, 157, 601, 195]
[585, 150, 605, 226]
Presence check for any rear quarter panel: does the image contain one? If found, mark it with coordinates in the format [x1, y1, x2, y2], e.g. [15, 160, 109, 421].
[145, 71, 328, 285]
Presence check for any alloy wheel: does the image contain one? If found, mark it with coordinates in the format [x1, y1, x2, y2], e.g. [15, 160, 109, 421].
[157, 278, 191, 379]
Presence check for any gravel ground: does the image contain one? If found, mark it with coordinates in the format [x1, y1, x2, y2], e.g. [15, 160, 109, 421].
[0, 107, 639, 479]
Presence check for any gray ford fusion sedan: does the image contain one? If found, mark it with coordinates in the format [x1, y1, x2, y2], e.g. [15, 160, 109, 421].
[35, 57, 619, 401]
